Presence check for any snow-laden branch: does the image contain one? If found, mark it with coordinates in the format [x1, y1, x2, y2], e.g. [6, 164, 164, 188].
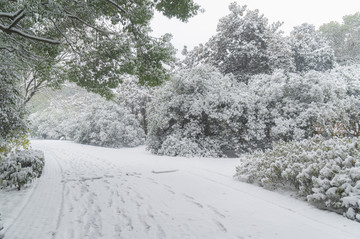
[0, 9, 24, 19]
[105, 0, 128, 15]
[0, 45, 16, 52]
[0, 9, 60, 44]
[66, 12, 111, 35]
[49, 18, 81, 55]
[7, 9, 25, 30]
[0, 24, 60, 44]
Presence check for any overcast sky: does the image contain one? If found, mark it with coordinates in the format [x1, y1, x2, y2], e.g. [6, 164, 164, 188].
[150, 0, 360, 58]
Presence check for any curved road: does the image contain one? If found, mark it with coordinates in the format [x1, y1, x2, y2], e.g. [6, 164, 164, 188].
[1, 140, 359, 239]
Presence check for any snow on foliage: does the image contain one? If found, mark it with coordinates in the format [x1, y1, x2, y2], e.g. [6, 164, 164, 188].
[72, 100, 145, 148]
[147, 65, 247, 157]
[244, 68, 348, 150]
[28, 84, 145, 148]
[235, 136, 360, 222]
[147, 64, 360, 157]
[114, 76, 153, 134]
[182, 3, 294, 82]
[289, 23, 335, 72]
[320, 12, 360, 65]
[0, 150, 44, 190]
[0, 71, 27, 150]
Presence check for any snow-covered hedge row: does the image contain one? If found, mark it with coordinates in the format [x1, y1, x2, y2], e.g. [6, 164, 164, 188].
[235, 136, 360, 222]
[0, 150, 45, 190]
[72, 101, 145, 148]
[147, 65, 247, 157]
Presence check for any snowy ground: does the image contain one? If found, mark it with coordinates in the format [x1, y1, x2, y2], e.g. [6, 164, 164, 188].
[1, 140, 359, 239]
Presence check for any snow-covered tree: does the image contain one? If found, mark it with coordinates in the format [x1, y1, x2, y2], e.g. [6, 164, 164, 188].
[28, 84, 145, 148]
[245, 68, 348, 149]
[0, 70, 27, 155]
[0, 0, 200, 99]
[147, 63, 360, 156]
[320, 12, 360, 64]
[147, 65, 247, 157]
[114, 77, 153, 134]
[289, 23, 335, 72]
[244, 64, 360, 150]
[73, 101, 145, 148]
[182, 3, 294, 82]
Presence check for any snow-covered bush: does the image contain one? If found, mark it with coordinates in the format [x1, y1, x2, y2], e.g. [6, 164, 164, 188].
[72, 101, 145, 148]
[147, 65, 247, 157]
[235, 136, 360, 222]
[244, 65, 360, 150]
[0, 150, 45, 190]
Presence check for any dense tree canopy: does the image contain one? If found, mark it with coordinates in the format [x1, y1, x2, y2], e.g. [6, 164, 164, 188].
[0, 0, 200, 98]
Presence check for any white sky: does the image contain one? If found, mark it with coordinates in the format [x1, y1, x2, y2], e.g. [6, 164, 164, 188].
[150, 0, 360, 58]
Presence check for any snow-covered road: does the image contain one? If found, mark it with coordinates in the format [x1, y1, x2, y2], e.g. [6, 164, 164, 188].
[1, 140, 359, 239]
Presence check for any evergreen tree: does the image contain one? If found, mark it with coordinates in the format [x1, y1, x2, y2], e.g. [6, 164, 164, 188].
[0, 69, 27, 155]
[147, 65, 247, 157]
[289, 23, 335, 72]
[320, 12, 360, 64]
[183, 3, 294, 82]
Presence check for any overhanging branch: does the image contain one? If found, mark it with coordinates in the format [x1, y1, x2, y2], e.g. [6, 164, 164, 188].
[104, 0, 128, 15]
[7, 9, 26, 30]
[0, 9, 25, 19]
[66, 12, 111, 35]
[0, 24, 61, 44]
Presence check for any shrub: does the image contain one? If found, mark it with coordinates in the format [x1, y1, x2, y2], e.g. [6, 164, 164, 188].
[147, 65, 247, 157]
[0, 150, 45, 190]
[235, 136, 360, 222]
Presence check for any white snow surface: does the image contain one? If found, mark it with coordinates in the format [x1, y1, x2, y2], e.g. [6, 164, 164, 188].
[1, 140, 359, 239]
